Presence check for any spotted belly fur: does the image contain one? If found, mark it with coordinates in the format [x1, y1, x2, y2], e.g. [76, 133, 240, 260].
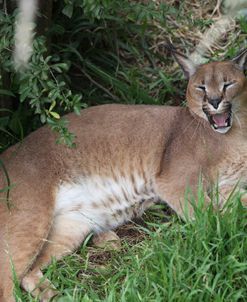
[54, 174, 159, 234]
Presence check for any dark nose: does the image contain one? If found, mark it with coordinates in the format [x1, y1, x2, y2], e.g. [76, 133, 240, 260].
[208, 98, 221, 109]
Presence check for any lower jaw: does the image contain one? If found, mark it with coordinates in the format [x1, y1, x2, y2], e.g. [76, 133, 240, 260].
[212, 125, 231, 134]
[206, 113, 232, 134]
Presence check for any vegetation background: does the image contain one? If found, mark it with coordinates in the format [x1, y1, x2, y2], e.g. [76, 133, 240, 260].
[1, 0, 246, 150]
[0, 0, 246, 301]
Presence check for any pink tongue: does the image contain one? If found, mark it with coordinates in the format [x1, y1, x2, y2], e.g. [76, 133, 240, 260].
[212, 113, 228, 127]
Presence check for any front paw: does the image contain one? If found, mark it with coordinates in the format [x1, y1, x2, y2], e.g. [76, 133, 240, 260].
[92, 231, 121, 251]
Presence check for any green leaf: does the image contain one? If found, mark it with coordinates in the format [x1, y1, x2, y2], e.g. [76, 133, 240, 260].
[73, 104, 81, 115]
[40, 114, 47, 123]
[50, 111, 60, 119]
[0, 89, 15, 97]
[49, 100, 56, 112]
[62, 4, 74, 18]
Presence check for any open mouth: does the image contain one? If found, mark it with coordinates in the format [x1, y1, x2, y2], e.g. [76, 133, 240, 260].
[207, 111, 232, 133]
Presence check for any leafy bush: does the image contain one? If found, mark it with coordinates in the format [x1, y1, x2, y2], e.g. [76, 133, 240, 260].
[0, 0, 246, 149]
[0, 0, 182, 150]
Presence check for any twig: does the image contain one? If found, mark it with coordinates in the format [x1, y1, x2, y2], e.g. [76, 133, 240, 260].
[74, 63, 120, 102]
[0, 159, 11, 210]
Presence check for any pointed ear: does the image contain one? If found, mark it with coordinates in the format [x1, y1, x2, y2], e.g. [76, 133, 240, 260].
[164, 43, 198, 79]
[232, 48, 247, 70]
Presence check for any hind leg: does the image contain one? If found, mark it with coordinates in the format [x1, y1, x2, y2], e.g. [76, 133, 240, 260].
[21, 269, 57, 302]
[0, 199, 53, 302]
[22, 231, 120, 301]
[21, 212, 91, 301]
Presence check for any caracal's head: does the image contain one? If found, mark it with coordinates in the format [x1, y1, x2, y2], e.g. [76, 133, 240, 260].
[172, 48, 247, 134]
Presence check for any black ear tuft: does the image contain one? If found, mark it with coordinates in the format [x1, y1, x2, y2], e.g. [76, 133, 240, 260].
[164, 43, 198, 79]
[232, 48, 247, 70]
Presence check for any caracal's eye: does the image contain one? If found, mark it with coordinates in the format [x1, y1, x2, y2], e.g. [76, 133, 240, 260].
[196, 85, 206, 92]
[223, 82, 236, 90]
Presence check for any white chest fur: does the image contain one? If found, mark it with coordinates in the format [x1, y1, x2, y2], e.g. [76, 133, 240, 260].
[54, 175, 158, 233]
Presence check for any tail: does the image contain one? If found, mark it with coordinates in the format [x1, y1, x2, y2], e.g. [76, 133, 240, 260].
[13, 0, 38, 70]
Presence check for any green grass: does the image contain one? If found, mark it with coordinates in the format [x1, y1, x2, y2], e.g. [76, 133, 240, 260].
[17, 195, 247, 302]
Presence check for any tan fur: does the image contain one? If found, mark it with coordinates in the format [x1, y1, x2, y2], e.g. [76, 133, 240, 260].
[1, 51, 247, 301]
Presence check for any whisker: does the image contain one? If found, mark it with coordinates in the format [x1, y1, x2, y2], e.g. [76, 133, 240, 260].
[191, 119, 201, 140]
[233, 112, 242, 132]
[182, 114, 197, 134]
